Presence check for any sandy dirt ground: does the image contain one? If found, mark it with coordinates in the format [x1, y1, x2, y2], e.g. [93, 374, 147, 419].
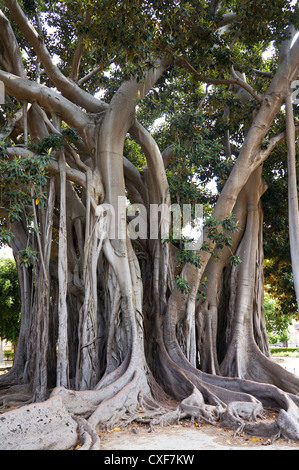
[271, 355, 299, 376]
[99, 419, 299, 451]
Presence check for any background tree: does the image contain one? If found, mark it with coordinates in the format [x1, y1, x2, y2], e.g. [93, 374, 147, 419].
[0, 0, 299, 450]
[264, 290, 291, 344]
[0, 257, 20, 348]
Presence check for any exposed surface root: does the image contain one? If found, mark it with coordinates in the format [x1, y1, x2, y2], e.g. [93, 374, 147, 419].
[1, 357, 299, 449]
[0, 368, 24, 388]
[0, 384, 33, 410]
[75, 417, 101, 450]
[179, 387, 223, 425]
[0, 395, 78, 450]
[219, 401, 265, 436]
[276, 404, 299, 442]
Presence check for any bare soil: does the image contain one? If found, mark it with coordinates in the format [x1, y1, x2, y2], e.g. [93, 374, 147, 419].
[98, 408, 299, 451]
[99, 357, 299, 451]
[271, 355, 299, 376]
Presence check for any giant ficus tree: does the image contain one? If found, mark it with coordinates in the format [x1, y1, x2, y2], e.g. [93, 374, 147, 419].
[0, 0, 299, 450]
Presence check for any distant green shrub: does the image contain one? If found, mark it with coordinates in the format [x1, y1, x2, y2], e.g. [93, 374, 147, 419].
[270, 347, 299, 356]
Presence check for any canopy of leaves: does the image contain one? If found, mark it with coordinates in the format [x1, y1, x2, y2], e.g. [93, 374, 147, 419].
[5, 0, 295, 92]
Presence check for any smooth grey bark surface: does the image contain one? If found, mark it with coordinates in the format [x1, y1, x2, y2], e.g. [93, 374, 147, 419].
[0, 396, 78, 450]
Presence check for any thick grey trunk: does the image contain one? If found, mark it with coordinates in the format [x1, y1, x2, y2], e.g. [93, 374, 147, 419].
[219, 168, 268, 377]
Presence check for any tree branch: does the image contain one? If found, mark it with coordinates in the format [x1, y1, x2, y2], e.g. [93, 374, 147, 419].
[69, 11, 91, 81]
[77, 59, 115, 88]
[161, 145, 174, 169]
[218, 12, 239, 28]
[0, 9, 25, 77]
[209, 0, 222, 16]
[0, 70, 91, 136]
[4, 0, 106, 113]
[252, 69, 273, 78]
[123, 157, 147, 204]
[5, 147, 87, 188]
[258, 124, 299, 162]
[213, 33, 299, 225]
[175, 55, 263, 102]
[77, 66, 102, 87]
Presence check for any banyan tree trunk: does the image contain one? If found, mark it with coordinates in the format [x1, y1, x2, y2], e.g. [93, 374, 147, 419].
[192, 166, 299, 395]
[215, 167, 270, 377]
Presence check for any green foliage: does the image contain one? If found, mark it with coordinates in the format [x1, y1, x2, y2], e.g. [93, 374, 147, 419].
[175, 275, 191, 295]
[264, 289, 293, 342]
[20, 246, 39, 268]
[0, 138, 53, 226]
[0, 225, 14, 248]
[175, 275, 208, 300]
[206, 214, 240, 250]
[23, 0, 295, 103]
[22, 0, 37, 14]
[0, 128, 79, 248]
[270, 348, 299, 356]
[197, 276, 208, 301]
[30, 128, 80, 155]
[176, 246, 203, 269]
[124, 137, 146, 170]
[3, 350, 14, 361]
[0, 258, 21, 345]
